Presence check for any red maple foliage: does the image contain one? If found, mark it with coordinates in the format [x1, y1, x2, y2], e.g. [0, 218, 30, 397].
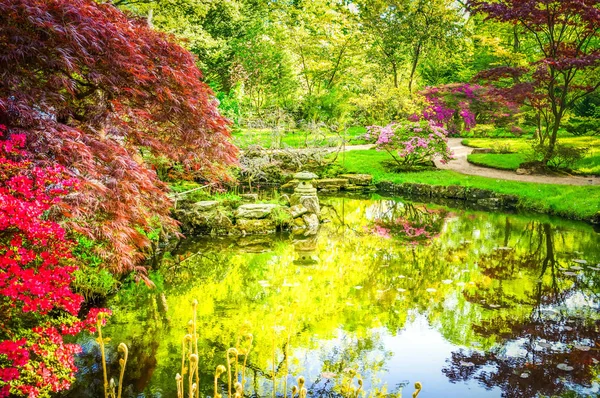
[0, 0, 238, 273]
[468, 0, 600, 162]
[0, 125, 110, 397]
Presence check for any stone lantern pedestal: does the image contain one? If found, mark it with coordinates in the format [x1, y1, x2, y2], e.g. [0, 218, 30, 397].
[290, 171, 320, 236]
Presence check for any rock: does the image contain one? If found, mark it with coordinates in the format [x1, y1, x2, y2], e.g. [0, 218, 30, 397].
[281, 179, 299, 191]
[516, 168, 531, 175]
[500, 194, 519, 208]
[466, 188, 493, 200]
[405, 183, 432, 197]
[315, 178, 349, 190]
[235, 203, 280, 219]
[290, 194, 320, 216]
[471, 148, 493, 154]
[175, 206, 233, 235]
[477, 198, 502, 208]
[240, 193, 258, 202]
[339, 174, 373, 186]
[430, 185, 446, 197]
[235, 219, 276, 235]
[444, 185, 467, 199]
[344, 185, 363, 191]
[289, 204, 308, 218]
[302, 213, 320, 236]
[193, 200, 219, 211]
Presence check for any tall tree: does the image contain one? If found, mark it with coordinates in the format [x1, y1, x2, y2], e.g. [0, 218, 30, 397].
[0, 0, 237, 274]
[468, 0, 600, 163]
[359, 0, 465, 92]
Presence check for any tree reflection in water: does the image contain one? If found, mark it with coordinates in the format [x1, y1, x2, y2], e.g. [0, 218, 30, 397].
[59, 197, 600, 398]
[444, 221, 600, 398]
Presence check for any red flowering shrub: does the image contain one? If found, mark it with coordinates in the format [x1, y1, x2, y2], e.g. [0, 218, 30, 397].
[0, 126, 109, 397]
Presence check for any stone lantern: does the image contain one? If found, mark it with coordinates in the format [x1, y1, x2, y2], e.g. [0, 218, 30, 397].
[291, 171, 319, 215]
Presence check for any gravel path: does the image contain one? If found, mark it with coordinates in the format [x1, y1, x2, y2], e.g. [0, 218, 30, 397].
[434, 138, 599, 186]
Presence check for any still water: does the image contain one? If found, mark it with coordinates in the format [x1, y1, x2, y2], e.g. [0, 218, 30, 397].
[61, 195, 600, 398]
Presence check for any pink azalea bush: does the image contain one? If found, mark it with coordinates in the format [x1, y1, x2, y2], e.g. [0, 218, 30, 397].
[366, 121, 454, 168]
[415, 83, 520, 135]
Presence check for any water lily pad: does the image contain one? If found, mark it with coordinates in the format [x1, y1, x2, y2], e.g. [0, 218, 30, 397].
[573, 344, 591, 352]
[442, 279, 453, 284]
[459, 361, 475, 367]
[557, 363, 574, 371]
[520, 372, 530, 379]
[426, 288, 437, 293]
[572, 259, 587, 264]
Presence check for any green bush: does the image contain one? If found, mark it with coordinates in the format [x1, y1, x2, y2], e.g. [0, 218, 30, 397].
[563, 116, 600, 136]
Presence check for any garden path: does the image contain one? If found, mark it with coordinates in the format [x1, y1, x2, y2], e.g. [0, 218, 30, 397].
[432, 138, 599, 186]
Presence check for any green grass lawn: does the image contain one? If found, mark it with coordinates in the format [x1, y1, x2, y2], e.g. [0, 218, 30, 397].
[337, 149, 600, 220]
[462, 136, 600, 175]
[232, 126, 367, 149]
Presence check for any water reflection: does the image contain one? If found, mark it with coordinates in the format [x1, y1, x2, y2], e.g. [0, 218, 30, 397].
[59, 195, 600, 398]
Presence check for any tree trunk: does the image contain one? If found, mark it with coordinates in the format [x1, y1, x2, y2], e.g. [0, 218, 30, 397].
[408, 42, 422, 94]
[391, 61, 398, 88]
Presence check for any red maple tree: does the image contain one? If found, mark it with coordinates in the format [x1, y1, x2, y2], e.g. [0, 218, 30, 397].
[468, 0, 600, 163]
[0, 0, 238, 274]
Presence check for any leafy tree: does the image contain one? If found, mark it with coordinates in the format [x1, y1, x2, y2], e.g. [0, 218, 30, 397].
[359, 0, 465, 92]
[468, 0, 600, 164]
[0, 0, 237, 274]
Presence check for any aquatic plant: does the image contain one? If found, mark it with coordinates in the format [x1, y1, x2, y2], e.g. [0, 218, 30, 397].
[95, 314, 129, 398]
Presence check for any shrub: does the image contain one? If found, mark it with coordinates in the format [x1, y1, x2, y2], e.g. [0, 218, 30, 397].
[529, 143, 588, 170]
[0, 127, 109, 397]
[366, 121, 454, 169]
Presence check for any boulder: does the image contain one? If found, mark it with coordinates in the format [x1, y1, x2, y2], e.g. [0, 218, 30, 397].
[235, 203, 280, 219]
[236, 219, 276, 235]
[339, 174, 373, 186]
[193, 200, 219, 211]
[516, 168, 532, 175]
[240, 193, 259, 202]
[289, 204, 308, 218]
[315, 178, 349, 190]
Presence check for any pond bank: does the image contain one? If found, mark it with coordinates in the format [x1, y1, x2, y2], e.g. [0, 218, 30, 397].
[337, 150, 600, 224]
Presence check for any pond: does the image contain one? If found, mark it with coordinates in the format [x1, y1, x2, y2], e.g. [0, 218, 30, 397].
[59, 195, 600, 398]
